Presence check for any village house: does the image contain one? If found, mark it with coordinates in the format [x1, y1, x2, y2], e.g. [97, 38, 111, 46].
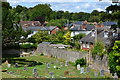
[70, 24, 95, 37]
[19, 21, 59, 38]
[80, 27, 119, 50]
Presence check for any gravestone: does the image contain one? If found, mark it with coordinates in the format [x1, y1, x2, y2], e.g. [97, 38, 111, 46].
[49, 72, 54, 78]
[77, 64, 80, 70]
[7, 64, 11, 68]
[86, 67, 90, 73]
[53, 66, 56, 69]
[47, 63, 50, 68]
[51, 61, 54, 64]
[80, 67, 84, 74]
[14, 63, 18, 67]
[114, 73, 118, 78]
[33, 68, 37, 73]
[60, 62, 63, 67]
[56, 60, 59, 63]
[33, 72, 39, 78]
[94, 71, 98, 76]
[65, 61, 69, 66]
[24, 65, 28, 71]
[100, 70, 104, 76]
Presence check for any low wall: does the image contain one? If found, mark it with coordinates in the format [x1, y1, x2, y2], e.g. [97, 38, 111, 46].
[37, 44, 87, 62]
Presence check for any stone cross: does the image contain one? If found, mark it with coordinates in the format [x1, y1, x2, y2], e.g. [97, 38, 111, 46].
[77, 64, 80, 70]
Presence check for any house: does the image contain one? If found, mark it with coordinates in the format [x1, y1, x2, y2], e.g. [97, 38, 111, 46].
[101, 21, 117, 29]
[20, 21, 41, 27]
[70, 24, 95, 37]
[23, 26, 59, 38]
[80, 27, 119, 50]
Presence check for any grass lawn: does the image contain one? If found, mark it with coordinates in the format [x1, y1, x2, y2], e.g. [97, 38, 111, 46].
[2, 54, 112, 78]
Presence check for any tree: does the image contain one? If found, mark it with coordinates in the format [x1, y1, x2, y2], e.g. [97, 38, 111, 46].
[73, 34, 85, 41]
[109, 41, 120, 77]
[91, 10, 99, 16]
[63, 31, 71, 45]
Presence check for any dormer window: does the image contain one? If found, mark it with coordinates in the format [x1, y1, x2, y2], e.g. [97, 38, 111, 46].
[104, 31, 108, 38]
[91, 30, 95, 37]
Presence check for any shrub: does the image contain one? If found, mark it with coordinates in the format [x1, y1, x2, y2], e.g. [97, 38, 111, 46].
[75, 58, 86, 66]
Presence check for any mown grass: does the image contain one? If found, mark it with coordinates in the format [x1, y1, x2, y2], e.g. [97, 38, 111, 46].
[2, 54, 112, 78]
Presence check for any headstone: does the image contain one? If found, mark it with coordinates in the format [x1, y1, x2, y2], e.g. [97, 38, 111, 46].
[94, 71, 98, 76]
[114, 73, 118, 78]
[56, 60, 59, 63]
[14, 63, 18, 67]
[51, 61, 54, 64]
[60, 62, 63, 67]
[80, 67, 84, 74]
[33, 72, 39, 78]
[49, 72, 54, 78]
[53, 66, 56, 69]
[86, 67, 90, 73]
[65, 61, 69, 66]
[7, 64, 11, 68]
[33, 68, 37, 73]
[24, 65, 28, 70]
[100, 70, 104, 76]
[47, 63, 50, 68]
[77, 64, 80, 70]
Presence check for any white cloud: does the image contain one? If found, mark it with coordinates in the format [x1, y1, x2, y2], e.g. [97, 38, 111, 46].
[75, 6, 80, 9]
[96, 8, 105, 11]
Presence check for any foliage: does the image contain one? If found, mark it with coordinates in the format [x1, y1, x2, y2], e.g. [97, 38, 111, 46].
[109, 41, 120, 77]
[31, 30, 49, 43]
[63, 31, 71, 45]
[91, 42, 105, 57]
[75, 58, 86, 66]
[73, 33, 85, 41]
[20, 43, 38, 49]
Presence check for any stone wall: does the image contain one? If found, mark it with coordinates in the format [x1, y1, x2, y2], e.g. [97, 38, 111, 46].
[37, 43, 109, 71]
[37, 44, 87, 62]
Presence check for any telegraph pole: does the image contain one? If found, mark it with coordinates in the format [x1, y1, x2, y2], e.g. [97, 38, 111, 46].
[95, 23, 97, 43]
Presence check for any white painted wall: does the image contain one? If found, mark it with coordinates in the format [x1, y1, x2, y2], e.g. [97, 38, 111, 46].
[71, 31, 91, 37]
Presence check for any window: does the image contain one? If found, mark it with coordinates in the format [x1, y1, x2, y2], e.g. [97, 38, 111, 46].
[104, 31, 108, 38]
[87, 43, 90, 48]
[83, 42, 86, 48]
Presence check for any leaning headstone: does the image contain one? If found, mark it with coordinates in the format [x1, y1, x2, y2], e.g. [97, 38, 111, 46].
[24, 65, 28, 71]
[77, 64, 80, 70]
[86, 67, 90, 73]
[49, 72, 54, 78]
[33, 68, 37, 73]
[100, 70, 104, 76]
[114, 73, 118, 79]
[47, 63, 50, 68]
[65, 61, 69, 66]
[7, 64, 11, 68]
[14, 63, 18, 67]
[94, 71, 98, 76]
[80, 67, 84, 74]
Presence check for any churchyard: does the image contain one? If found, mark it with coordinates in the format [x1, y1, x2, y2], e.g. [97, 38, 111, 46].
[2, 54, 113, 78]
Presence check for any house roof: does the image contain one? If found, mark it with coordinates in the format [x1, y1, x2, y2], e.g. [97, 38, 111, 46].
[20, 21, 41, 27]
[24, 26, 57, 31]
[70, 24, 95, 31]
[80, 27, 115, 45]
[72, 21, 84, 25]
[101, 22, 117, 26]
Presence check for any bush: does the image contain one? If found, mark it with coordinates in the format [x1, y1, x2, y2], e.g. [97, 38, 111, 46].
[75, 58, 86, 66]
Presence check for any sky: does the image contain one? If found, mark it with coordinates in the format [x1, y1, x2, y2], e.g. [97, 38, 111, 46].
[7, 0, 114, 13]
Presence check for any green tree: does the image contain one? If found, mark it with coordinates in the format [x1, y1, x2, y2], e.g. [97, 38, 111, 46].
[109, 41, 120, 77]
[63, 31, 71, 45]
